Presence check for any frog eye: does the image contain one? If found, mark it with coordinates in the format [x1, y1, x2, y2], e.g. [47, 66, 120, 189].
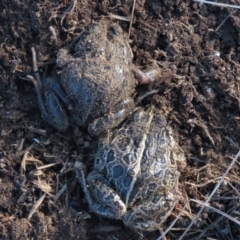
[106, 149, 115, 163]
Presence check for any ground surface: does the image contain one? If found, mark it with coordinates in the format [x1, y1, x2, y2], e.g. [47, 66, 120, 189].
[1, 0, 240, 239]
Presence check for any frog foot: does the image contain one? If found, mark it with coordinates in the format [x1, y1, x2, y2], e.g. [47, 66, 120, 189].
[77, 170, 127, 219]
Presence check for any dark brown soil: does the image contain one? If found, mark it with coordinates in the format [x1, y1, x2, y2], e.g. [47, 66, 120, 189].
[1, 0, 240, 239]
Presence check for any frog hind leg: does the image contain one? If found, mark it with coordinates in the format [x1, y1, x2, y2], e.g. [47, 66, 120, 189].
[28, 47, 70, 132]
[78, 170, 126, 219]
[43, 77, 72, 131]
[31, 75, 70, 132]
[123, 191, 178, 232]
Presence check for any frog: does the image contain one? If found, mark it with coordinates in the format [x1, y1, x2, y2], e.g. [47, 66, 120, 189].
[29, 18, 161, 136]
[77, 108, 186, 231]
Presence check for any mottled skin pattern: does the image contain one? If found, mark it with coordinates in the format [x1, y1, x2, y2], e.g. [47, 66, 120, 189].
[79, 108, 186, 231]
[41, 19, 136, 135]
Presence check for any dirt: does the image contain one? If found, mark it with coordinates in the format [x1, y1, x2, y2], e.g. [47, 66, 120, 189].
[1, 0, 240, 239]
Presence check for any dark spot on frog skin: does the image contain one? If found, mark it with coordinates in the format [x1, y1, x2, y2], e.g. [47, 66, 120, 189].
[118, 136, 131, 152]
[146, 183, 158, 195]
[123, 175, 133, 187]
[107, 149, 115, 162]
[112, 164, 124, 178]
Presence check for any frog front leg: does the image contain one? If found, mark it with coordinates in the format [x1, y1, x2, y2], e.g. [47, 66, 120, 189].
[88, 97, 135, 137]
[78, 170, 127, 219]
[88, 66, 163, 137]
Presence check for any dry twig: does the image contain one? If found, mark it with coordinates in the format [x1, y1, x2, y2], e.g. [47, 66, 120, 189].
[109, 13, 130, 22]
[27, 193, 46, 220]
[54, 183, 67, 201]
[195, 0, 240, 9]
[186, 177, 230, 188]
[128, 0, 136, 38]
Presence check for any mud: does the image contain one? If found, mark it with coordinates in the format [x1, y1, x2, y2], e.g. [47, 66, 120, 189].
[1, 0, 240, 239]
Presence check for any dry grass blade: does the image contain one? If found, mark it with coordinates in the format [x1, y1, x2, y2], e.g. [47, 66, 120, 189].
[109, 14, 130, 22]
[190, 199, 240, 226]
[26, 124, 47, 136]
[128, 0, 136, 38]
[27, 193, 46, 220]
[225, 136, 240, 149]
[194, 0, 240, 9]
[20, 151, 28, 175]
[21, 151, 42, 166]
[1, 129, 12, 136]
[30, 47, 41, 87]
[37, 162, 60, 170]
[54, 183, 67, 201]
[179, 149, 240, 239]
[49, 26, 59, 45]
[32, 180, 53, 196]
[186, 177, 229, 188]
[17, 191, 28, 204]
